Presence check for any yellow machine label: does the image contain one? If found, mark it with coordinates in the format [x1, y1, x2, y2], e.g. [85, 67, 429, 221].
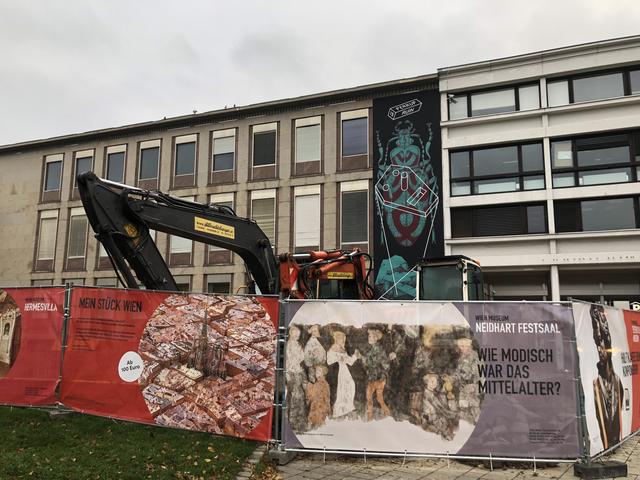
[327, 271, 354, 280]
[194, 217, 235, 239]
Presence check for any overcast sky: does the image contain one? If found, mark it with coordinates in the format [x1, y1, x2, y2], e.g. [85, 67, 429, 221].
[1, 0, 639, 145]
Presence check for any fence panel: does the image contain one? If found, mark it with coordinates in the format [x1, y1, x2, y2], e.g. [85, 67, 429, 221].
[281, 300, 580, 459]
[0, 287, 65, 406]
[60, 287, 278, 441]
[573, 302, 640, 457]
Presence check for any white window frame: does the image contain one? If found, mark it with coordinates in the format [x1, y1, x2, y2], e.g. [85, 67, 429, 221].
[67, 207, 88, 260]
[340, 109, 369, 158]
[174, 134, 197, 177]
[293, 185, 321, 249]
[36, 210, 59, 261]
[295, 116, 322, 163]
[340, 180, 369, 247]
[138, 139, 161, 181]
[252, 122, 278, 168]
[212, 128, 236, 172]
[43, 154, 63, 192]
[250, 189, 277, 246]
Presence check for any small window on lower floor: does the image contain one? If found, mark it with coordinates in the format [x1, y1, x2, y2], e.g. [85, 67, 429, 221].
[63, 278, 85, 286]
[31, 279, 53, 286]
[206, 274, 232, 294]
[95, 277, 118, 287]
[173, 275, 191, 292]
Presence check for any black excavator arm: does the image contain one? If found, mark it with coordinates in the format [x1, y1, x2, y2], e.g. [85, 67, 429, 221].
[77, 172, 277, 294]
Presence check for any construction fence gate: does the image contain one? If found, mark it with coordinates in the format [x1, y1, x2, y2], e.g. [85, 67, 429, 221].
[0, 285, 639, 462]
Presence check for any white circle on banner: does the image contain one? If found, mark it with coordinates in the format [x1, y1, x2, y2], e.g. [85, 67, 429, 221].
[118, 351, 144, 382]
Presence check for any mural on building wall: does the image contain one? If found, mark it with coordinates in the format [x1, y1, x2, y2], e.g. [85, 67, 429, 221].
[0, 289, 21, 379]
[373, 91, 443, 299]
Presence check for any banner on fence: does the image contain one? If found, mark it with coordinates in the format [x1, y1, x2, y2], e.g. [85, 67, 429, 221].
[60, 287, 278, 441]
[0, 287, 64, 406]
[573, 303, 640, 455]
[283, 301, 580, 458]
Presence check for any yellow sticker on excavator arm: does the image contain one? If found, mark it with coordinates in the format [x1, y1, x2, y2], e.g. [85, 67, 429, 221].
[194, 217, 235, 239]
[327, 271, 354, 280]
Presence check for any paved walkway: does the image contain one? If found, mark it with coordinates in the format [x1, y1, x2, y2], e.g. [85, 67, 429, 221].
[276, 435, 640, 479]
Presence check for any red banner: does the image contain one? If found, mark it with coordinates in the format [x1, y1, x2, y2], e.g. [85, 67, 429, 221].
[0, 287, 64, 406]
[60, 287, 278, 441]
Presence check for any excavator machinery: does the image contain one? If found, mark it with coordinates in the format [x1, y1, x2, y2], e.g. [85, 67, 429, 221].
[77, 172, 374, 299]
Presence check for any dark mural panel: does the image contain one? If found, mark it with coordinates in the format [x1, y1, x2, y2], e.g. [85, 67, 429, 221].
[373, 92, 444, 299]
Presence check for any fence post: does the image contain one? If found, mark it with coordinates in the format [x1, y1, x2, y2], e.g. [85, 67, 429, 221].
[57, 283, 72, 396]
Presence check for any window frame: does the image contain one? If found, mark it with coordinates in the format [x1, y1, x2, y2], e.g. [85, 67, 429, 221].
[449, 141, 545, 196]
[447, 82, 541, 120]
[250, 189, 277, 248]
[554, 195, 640, 233]
[546, 65, 640, 106]
[65, 207, 89, 270]
[251, 123, 278, 168]
[34, 210, 59, 270]
[71, 150, 94, 190]
[339, 180, 369, 249]
[451, 202, 548, 238]
[42, 154, 64, 201]
[550, 130, 640, 189]
[104, 145, 127, 184]
[137, 140, 161, 184]
[293, 185, 321, 252]
[172, 134, 198, 188]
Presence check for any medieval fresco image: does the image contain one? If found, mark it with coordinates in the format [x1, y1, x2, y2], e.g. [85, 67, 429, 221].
[285, 320, 483, 444]
[0, 289, 21, 379]
[138, 293, 275, 437]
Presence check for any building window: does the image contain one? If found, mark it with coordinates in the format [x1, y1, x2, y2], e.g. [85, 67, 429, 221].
[95, 277, 118, 287]
[555, 196, 639, 233]
[250, 190, 276, 247]
[74, 153, 93, 185]
[63, 278, 85, 286]
[340, 180, 368, 250]
[207, 193, 234, 264]
[450, 142, 544, 196]
[295, 117, 321, 163]
[206, 274, 232, 294]
[35, 210, 58, 271]
[451, 203, 547, 238]
[175, 142, 196, 176]
[213, 134, 235, 172]
[551, 132, 638, 188]
[252, 123, 277, 167]
[294, 185, 321, 252]
[31, 279, 53, 286]
[42, 154, 63, 201]
[139, 141, 160, 183]
[342, 118, 367, 157]
[169, 196, 194, 265]
[448, 84, 540, 120]
[105, 146, 126, 183]
[173, 275, 191, 292]
[66, 207, 88, 270]
[547, 67, 640, 107]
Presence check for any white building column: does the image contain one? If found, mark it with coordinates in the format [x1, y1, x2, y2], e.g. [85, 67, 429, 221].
[550, 265, 560, 301]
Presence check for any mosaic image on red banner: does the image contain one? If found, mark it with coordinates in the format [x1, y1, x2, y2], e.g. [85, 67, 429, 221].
[60, 287, 278, 441]
[0, 287, 64, 406]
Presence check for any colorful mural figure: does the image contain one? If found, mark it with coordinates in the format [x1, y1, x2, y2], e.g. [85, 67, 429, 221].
[373, 92, 443, 299]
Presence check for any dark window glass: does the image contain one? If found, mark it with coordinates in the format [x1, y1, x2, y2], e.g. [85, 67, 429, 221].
[554, 201, 581, 233]
[106, 152, 125, 182]
[573, 73, 624, 103]
[450, 151, 470, 178]
[253, 131, 276, 166]
[470, 89, 515, 116]
[341, 190, 368, 243]
[452, 204, 547, 238]
[139, 147, 159, 180]
[576, 145, 629, 167]
[207, 282, 230, 294]
[342, 118, 368, 156]
[213, 152, 234, 171]
[175, 142, 195, 175]
[473, 146, 519, 176]
[526, 205, 546, 233]
[44, 161, 62, 191]
[75, 157, 92, 185]
[581, 198, 636, 231]
[521, 144, 543, 172]
[631, 70, 640, 95]
[449, 95, 468, 120]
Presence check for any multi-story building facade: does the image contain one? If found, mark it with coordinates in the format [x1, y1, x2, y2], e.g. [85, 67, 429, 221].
[2, 35, 640, 306]
[440, 36, 640, 305]
[0, 75, 436, 293]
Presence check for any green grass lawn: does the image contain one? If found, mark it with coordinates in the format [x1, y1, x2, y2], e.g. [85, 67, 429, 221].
[0, 406, 258, 480]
